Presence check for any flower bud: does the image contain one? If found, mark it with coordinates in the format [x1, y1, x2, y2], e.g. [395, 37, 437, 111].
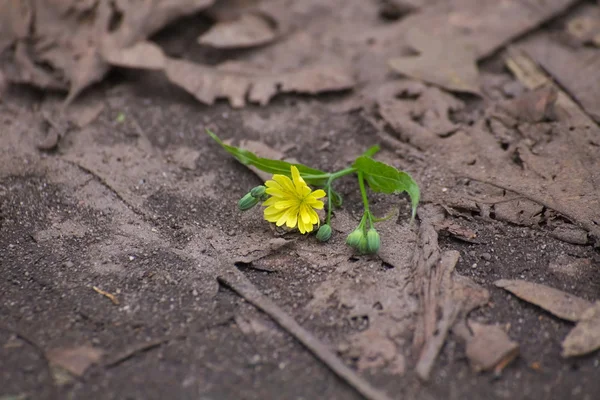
[250, 185, 266, 198]
[366, 228, 380, 254]
[316, 224, 332, 242]
[357, 235, 369, 254]
[346, 228, 364, 248]
[238, 192, 259, 211]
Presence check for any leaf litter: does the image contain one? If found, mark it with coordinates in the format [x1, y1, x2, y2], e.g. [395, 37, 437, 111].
[2, 0, 600, 397]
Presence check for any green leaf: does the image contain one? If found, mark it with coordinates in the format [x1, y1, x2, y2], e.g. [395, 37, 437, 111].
[352, 156, 420, 219]
[361, 145, 380, 158]
[207, 129, 328, 186]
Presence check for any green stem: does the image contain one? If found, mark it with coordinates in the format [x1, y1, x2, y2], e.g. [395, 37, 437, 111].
[326, 185, 333, 225]
[357, 171, 373, 227]
[300, 167, 356, 182]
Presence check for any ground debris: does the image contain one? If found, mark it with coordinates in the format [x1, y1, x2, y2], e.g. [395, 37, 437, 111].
[522, 35, 600, 123]
[92, 286, 120, 305]
[562, 302, 600, 357]
[495, 279, 592, 322]
[0, 0, 215, 104]
[106, 41, 354, 107]
[47, 345, 103, 379]
[413, 205, 490, 380]
[198, 12, 280, 49]
[459, 321, 519, 373]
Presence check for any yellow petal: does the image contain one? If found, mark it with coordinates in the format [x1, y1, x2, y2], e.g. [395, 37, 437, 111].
[273, 174, 296, 194]
[284, 208, 298, 228]
[311, 189, 326, 199]
[291, 165, 307, 192]
[274, 199, 299, 210]
[297, 217, 308, 234]
[262, 197, 278, 206]
[265, 186, 288, 198]
[299, 206, 311, 224]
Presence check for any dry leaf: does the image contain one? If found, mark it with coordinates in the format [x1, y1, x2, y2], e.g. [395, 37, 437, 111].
[0, 0, 214, 104]
[389, 29, 481, 95]
[495, 279, 593, 322]
[495, 86, 558, 123]
[562, 302, 600, 357]
[47, 345, 104, 376]
[465, 321, 519, 373]
[198, 13, 278, 48]
[166, 58, 354, 107]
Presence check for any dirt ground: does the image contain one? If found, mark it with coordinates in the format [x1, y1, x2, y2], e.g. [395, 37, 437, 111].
[1, 1, 600, 400]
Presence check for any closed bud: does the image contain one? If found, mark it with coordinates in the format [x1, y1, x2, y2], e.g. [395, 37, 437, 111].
[357, 235, 369, 254]
[316, 224, 332, 242]
[346, 228, 364, 248]
[238, 192, 259, 211]
[366, 228, 380, 254]
[250, 185, 266, 198]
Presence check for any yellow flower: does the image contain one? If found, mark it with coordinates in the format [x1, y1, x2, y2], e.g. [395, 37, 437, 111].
[262, 166, 326, 234]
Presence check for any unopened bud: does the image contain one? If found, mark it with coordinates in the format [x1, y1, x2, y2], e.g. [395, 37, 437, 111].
[238, 192, 259, 211]
[357, 235, 369, 254]
[316, 224, 332, 242]
[250, 185, 266, 198]
[346, 228, 364, 248]
[366, 228, 380, 254]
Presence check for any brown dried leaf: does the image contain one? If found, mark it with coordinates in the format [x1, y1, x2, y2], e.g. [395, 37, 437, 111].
[0, 0, 214, 104]
[47, 345, 104, 376]
[496, 86, 558, 123]
[522, 35, 600, 123]
[389, 30, 481, 95]
[465, 321, 519, 373]
[198, 13, 278, 48]
[566, 7, 600, 45]
[495, 279, 593, 322]
[562, 302, 600, 357]
[165, 58, 354, 108]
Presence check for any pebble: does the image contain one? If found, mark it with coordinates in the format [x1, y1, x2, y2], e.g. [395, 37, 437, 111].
[481, 252, 492, 261]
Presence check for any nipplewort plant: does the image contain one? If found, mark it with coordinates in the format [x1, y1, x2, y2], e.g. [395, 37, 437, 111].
[207, 129, 420, 254]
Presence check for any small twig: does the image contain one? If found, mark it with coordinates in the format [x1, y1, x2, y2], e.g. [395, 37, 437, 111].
[104, 337, 173, 368]
[92, 286, 119, 305]
[217, 261, 394, 400]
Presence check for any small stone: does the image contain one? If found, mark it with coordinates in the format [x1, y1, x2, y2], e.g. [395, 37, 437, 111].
[64, 261, 74, 268]
[481, 252, 492, 261]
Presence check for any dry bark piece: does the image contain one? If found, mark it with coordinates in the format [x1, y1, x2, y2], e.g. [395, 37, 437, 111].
[47, 345, 104, 376]
[562, 302, 600, 357]
[495, 279, 593, 322]
[198, 13, 278, 48]
[465, 321, 519, 373]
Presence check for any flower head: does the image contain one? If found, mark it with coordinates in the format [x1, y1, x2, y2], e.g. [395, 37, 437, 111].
[262, 166, 326, 234]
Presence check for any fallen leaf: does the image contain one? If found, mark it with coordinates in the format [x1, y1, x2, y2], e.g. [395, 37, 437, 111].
[495, 279, 593, 322]
[562, 302, 600, 357]
[198, 13, 278, 48]
[464, 321, 519, 373]
[495, 86, 558, 123]
[47, 345, 104, 376]
[548, 255, 592, 279]
[522, 35, 600, 123]
[389, 29, 481, 95]
[565, 7, 600, 45]
[0, 0, 214, 104]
